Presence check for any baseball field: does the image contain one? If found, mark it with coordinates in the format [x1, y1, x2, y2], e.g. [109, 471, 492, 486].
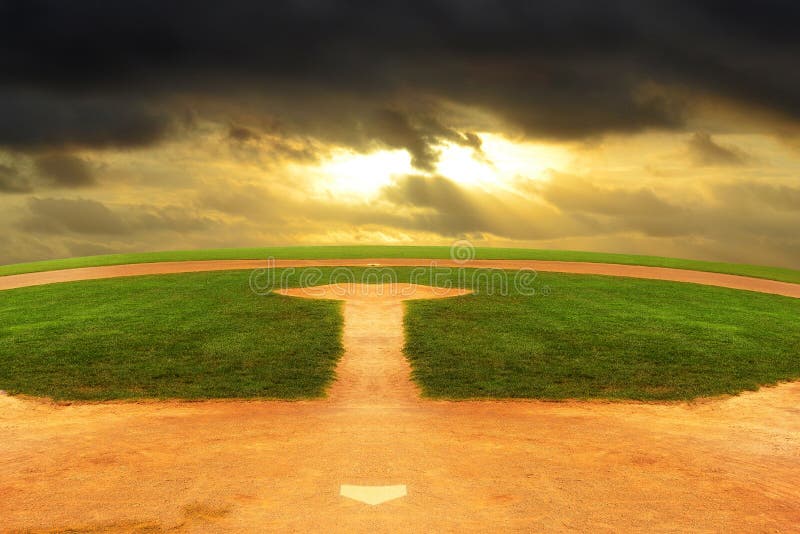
[1, 246, 799, 531]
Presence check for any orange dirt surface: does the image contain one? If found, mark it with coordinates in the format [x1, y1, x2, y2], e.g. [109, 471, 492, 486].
[1, 272, 800, 532]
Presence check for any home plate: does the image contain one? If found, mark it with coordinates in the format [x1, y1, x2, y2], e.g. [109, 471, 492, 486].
[340, 484, 408, 505]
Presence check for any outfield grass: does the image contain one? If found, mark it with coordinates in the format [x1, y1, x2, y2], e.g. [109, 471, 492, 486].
[0, 271, 342, 400]
[2, 245, 800, 284]
[405, 271, 800, 401]
[2, 267, 798, 401]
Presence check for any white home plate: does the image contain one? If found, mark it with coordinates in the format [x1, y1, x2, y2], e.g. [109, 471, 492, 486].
[340, 484, 408, 505]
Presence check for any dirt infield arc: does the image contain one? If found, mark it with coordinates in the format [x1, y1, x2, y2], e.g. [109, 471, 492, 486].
[2, 257, 800, 297]
[1, 262, 800, 531]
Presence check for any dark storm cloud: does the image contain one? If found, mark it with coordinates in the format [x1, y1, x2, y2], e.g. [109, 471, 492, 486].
[532, 172, 694, 237]
[381, 174, 590, 239]
[228, 125, 259, 143]
[0, 163, 32, 193]
[19, 198, 130, 235]
[19, 198, 214, 236]
[377, 172, 800, 249]
[712, 182, 800, 214]
[383, 174, 486, 231]
[366, 113, 487, 170]
[0, 92, 171, 151]
[35, 154, 96, 188]
[2, 1, 799, 163]
[363, 110, 440, 172]
[688, 133, 747, 166]
[224, 125, 320, 164]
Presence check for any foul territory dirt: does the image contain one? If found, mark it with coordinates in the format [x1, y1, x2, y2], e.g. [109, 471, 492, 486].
[1, 266, 800, 532]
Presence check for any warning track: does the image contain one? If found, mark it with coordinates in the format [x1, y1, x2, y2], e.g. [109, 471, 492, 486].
[2, 258, 800, 298]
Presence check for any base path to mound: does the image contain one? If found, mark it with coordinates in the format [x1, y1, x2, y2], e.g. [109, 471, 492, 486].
[2, 281, 799, 531]
[3, 257, 800, 297]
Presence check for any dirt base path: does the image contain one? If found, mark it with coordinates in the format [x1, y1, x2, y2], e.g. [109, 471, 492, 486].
[277, 283, 472, 405]
[2, 272, 800, 531]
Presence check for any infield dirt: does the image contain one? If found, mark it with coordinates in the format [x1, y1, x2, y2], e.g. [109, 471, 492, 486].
[1, 272, 799, 531]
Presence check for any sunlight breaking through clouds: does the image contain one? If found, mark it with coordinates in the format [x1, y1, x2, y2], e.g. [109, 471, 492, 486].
[2, 1, 800, 267]
[308, 134, 572, 200]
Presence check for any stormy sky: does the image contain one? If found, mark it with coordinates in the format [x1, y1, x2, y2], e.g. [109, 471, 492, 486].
[1, 0, 800, 266]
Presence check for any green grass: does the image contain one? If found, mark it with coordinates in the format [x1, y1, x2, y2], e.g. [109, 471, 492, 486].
[0, 270, 343, 400]
[2, 267, 798, 402]
[405, 271, 800, 401]
[2, 245, 800, 284]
